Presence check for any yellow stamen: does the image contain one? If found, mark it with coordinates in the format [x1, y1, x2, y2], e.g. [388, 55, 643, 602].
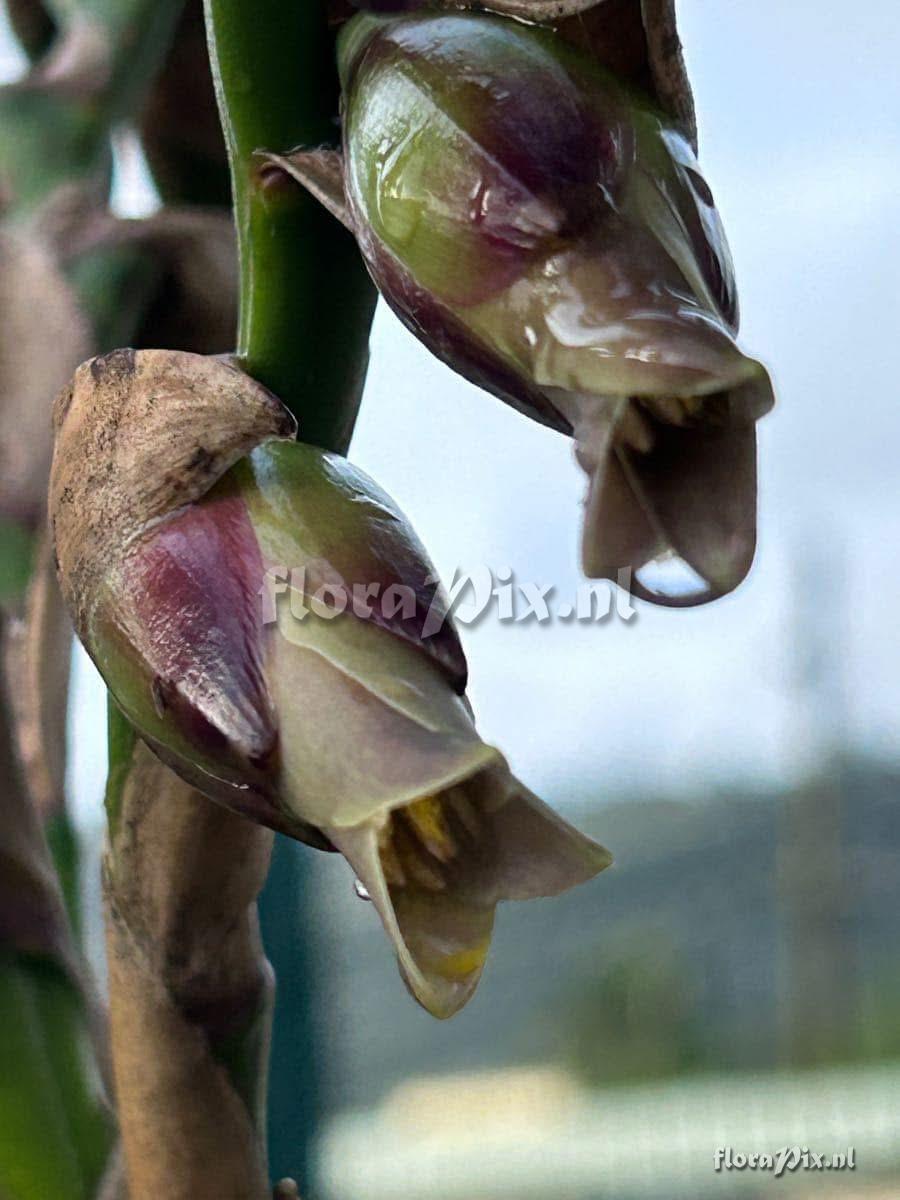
[390, 814, 447, 892]
[403, 795, 458, 863]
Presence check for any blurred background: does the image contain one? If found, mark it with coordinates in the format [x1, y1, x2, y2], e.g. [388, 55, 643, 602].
[5, 1, 899, 1197]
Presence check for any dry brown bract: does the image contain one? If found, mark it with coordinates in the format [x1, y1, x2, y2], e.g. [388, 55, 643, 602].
[50, 348, 296, 638]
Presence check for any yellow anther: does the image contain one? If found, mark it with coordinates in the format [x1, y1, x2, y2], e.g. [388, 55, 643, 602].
[403, 795, 458, 863]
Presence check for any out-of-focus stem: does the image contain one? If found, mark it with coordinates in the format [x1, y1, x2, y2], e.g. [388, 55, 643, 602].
[3, 0, 57, 60]
[3, 537, 79, 930]
[0, 0, 186, 923]
[140, 0, 232, 207]
[104, 714, 274, 1199]
[204, 0, 376, 449]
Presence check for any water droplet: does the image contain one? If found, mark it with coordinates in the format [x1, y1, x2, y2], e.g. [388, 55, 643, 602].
[354, 879, 371, 902]
[634, 553, 710, 604]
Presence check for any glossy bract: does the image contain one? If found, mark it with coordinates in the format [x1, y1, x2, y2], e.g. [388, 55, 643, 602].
[335, 12, 775, 605]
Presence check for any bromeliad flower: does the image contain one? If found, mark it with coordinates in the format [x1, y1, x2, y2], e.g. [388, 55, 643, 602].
[272, 10, 775, 606]
[50, 349, 611, 1018]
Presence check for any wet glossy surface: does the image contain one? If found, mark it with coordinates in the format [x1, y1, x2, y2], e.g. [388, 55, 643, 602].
[345, 14, 628, 306]
[337, 11, 774, 606]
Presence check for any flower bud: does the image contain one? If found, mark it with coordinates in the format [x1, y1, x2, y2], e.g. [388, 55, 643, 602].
[50, 349, 611, 1018]
[289, 12, 775, 605]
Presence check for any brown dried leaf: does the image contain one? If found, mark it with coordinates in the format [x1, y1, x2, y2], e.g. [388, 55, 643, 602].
[0, 230, 91, 527]
[639, 0, 696, 147]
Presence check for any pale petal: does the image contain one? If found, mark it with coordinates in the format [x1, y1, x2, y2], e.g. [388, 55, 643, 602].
[324, 763, 611, 1018]
[581, 447, 662, 579]
[467, 227, 769, 405]
[472, 765, 613, 899]
[622, 423, 760, 604]
[269, 603, 497, 831]
[327, 822, 494, 1020]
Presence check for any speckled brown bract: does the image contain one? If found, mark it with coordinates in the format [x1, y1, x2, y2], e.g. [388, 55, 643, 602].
[50, 348, 296, 640]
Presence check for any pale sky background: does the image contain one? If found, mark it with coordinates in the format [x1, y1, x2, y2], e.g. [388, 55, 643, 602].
[2, 2, 897, 821]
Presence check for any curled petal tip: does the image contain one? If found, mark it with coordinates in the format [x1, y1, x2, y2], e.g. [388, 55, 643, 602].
[582, 421, 763, 607]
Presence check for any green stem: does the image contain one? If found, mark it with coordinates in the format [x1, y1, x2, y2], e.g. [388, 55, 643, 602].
[204, 2, 379, 1188]
[204, 0, 376, 450]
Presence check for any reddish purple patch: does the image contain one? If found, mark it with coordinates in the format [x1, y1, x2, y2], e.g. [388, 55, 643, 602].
[372, 17, 627, 217]
[123, 492, 277, 767]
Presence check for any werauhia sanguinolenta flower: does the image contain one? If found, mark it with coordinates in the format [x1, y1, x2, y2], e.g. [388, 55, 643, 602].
[272, 10, 775, 606]
[50, 349, 611, 1018]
